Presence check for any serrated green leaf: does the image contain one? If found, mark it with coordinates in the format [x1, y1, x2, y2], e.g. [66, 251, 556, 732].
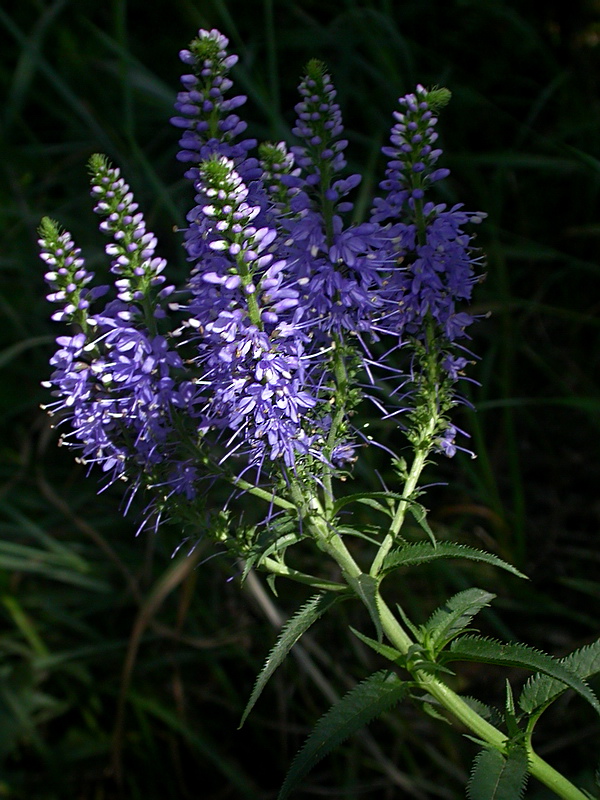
[408, 503, 437, 546]
[519, 636, 600, 714]
[462, 697, 503, 727]
[381, 542, 526, 579]
[467, 747, 529, 800]
[240, 592, 342, 728]
[448, 636, 600, 716]
[266, 573, 278, 596]
[349, 627, 403, 664]
[504, 680, 520, 738]
[278, 670, 409, 800]
[395, 603, 422, 640]
[423, 588, 496, 653]
[354, 574, 382, 641]
[240, 555, 258, 584]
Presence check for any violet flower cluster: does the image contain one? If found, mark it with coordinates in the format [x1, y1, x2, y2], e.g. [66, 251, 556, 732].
[40, 29, 485, 530]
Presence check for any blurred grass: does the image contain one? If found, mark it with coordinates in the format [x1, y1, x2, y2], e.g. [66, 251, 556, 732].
[1, 0, 600, 797]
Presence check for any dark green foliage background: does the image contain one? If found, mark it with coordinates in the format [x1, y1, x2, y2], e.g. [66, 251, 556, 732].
[1, 0, 599, 798]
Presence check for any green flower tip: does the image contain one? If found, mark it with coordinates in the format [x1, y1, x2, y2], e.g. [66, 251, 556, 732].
[87, 152, 110, 176]
[38, 216, 60, 241]
[305, 58, 328, 83]
[200, 154, 234, 186]
[189, 34, 221, 63]
[425, 87, 452, 112]
[259, 141, 287, 168]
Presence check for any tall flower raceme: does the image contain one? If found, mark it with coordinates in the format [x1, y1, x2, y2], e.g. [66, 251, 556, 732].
[40, 29, 600, 800]
[40, 157, 203, 520]
[179, 156, 320, 470]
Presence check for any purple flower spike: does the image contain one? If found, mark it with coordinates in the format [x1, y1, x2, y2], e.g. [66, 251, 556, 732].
[171, 28, 259, 186]
[89, 154, 174, 312]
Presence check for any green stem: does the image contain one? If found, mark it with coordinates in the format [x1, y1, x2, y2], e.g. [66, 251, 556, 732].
[235, 253, 263, 330]
[370, 320, 442, 576]
[303, 505, 588, 800]
[376, 598, 589, 800]
[231, 476, 296, 511]
[323, 335, 348, 514]
[369, 438, 432, 576]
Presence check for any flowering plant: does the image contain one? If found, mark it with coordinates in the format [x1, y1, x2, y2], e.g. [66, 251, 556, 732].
[39, 28, 600, 800]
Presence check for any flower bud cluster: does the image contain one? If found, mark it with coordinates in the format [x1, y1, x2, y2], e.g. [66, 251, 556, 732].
[372, 85, 451, 224]
[171, 28, 258, 185]
[89, 154, 173, 314]
[40, 218, 107, 324]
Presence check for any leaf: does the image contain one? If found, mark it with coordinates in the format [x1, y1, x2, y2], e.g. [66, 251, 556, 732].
[408, 503, 437, 546]
[239, 592, 342, 728]
[467, 747, 529, 800]
[278, 670, 409, 800]
[519, 636, 600, 714]
[423, 588, 496, 653]
[462, 697, 503, 727]
[381, 542, 526, 579]
[355, 497, 393, 516]
[332, 491, 406, 516]
[266, 573, 278, 596]
[258, 532, 301, 562]
[349, 627, 403, 664]
[395, 603, 422, 640]
[447, 636, 600, 716]
[336, 525, 381, 546]
[354, 574, 383, 642]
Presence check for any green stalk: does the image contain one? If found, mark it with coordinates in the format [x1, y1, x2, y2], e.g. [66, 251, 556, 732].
[323, 335, 349, 514]
[231, 476, 296, 511]
[370, 322, 441, 576]
[299, 505, 588, 800]
[376, 597, 590, 800]
[369, 430, 433, 576]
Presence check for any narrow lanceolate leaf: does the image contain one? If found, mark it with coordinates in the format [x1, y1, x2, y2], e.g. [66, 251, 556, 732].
[332, 491, 406, 516]
[408, 503, 437, 546]
[467, 747, 529, 800]
[381, 542, 526, 579]
[354, 574, 383, 642]
[423, 588, 496, 653]
[519, 636, 600, 714]
[349, 626, 404, 664]
[447, 636, 600, 716]
[278, 671, 409, 800]
[240, 592, 342, 728]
